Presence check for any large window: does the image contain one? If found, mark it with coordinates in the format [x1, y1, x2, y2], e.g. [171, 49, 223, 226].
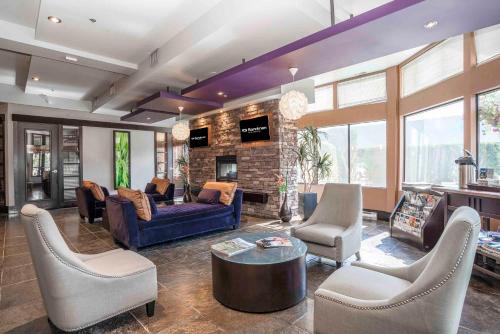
[308, 85, 333, 113]
[337, 73, 386, 108]
[477, 89, 500, 179]
[350, 121, 387, 187]
[404, 100, 464, 185]
[320, 125, 349, 183]
[475, 23, 500, 64]
[401, 35, 463, 97]
[320, 121, 386, 187]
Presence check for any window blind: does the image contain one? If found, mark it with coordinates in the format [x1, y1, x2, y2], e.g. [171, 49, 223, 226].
[337, 73, 386, 108]
[401, 35, 463, 97]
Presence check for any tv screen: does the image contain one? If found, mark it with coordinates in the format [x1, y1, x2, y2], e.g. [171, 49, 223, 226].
[240, 115, 271, 142]
[189, 127, 209, 148]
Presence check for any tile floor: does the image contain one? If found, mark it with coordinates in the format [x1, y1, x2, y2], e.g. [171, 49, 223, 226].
[0, 208, 499, 333]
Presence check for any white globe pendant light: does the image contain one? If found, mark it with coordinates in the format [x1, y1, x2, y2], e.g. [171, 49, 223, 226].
[172, 106, 190, 141]
[279, 67, 308, 120]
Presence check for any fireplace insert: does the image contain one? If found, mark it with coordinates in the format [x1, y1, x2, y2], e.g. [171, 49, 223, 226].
[216, 155, 237, 181]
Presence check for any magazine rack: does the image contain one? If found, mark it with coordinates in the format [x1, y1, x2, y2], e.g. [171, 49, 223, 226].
[390, 185, 445, 251]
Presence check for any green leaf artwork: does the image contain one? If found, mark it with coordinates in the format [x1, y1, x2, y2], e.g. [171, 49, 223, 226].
[114, 131, 130, 188]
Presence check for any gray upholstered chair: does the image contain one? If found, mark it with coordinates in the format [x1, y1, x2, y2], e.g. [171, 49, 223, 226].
[291, 183, 362, 267]
[20, 204, 158, 332]
[314, 206, 480, 334]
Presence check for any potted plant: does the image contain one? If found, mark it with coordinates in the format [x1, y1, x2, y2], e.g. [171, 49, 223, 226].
[176, 155, 192, 202]
[276, 172, 292, 222]
[294, 126, 333, 219]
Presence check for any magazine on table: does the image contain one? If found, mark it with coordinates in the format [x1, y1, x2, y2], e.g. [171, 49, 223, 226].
[211, 238, 256, 257]
[256, 236, 292, 248]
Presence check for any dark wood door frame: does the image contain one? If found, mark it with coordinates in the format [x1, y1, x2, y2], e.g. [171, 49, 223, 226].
[14, 122, 60, 209]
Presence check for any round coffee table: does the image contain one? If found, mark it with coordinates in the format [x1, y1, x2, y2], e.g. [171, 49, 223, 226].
[211, 232, 307, 313]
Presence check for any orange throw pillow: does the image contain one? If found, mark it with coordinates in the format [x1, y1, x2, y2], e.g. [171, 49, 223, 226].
[82, 180, 106, 201]
[117, 187, 152, 222]
[151, 177, 170, 195]
[203, 181, 237, 206]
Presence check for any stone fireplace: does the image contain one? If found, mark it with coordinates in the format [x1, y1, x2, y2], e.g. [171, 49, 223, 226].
[189, 99, 297, 219]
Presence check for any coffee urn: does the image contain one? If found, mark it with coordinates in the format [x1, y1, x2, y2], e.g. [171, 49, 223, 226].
[455, 150, 476, 189]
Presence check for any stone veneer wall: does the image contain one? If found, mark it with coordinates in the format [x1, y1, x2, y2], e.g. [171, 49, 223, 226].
[189, 99, 297, 219]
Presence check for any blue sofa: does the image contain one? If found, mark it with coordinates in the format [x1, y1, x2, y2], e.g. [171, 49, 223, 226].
[106, 189, 243, 250]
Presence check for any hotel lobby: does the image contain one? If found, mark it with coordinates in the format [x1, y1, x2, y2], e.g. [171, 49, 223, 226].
[0, 0, 499, 333]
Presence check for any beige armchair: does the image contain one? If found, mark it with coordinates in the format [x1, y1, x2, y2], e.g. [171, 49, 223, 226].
[21, 204, 158, 332]
[314, 206, 480, 334]
[291, 183, 362, 267]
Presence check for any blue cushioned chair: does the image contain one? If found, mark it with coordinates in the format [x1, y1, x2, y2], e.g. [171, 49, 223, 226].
[75, 186, 110, 224]
[144, 183, 175, 204]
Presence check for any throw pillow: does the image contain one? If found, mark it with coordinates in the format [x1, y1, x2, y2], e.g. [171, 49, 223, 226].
[146, 194, 158, 215]
[117, 187, 152, 221]
[82, 180, 106, 201]
[197, 189, 221, 204]
[151, 177, 170, 195]
[203, 181, 237, 206]
[145, 183, 157, 194]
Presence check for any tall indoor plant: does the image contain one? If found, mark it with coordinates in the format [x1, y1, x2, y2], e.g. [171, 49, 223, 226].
[294, 126, 333, 219]
[276, 169, 292, 223]
[176, 151, 192, 203]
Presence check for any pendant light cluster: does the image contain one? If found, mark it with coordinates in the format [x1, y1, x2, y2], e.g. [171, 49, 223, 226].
[279, 67, 308, 121]
[172, 106, 190, 141]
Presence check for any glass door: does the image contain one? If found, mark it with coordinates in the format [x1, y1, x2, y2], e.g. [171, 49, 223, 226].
[16, 123, 59, 209]
[60, 126, 81, 205]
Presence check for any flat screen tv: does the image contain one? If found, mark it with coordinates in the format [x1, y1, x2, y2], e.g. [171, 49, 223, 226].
[239, 115, 270, 143]
[189, 127, 209, 148]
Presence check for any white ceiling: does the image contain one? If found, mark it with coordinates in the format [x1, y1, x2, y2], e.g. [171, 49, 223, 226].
[0, 0, 439, 123]
[25, 56, 124, 100]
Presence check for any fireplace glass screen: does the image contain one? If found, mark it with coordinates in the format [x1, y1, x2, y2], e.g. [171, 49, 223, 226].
[216, 155, 237, 181]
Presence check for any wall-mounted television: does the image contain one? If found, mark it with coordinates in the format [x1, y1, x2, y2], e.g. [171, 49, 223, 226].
[239, 115, 270, 143]
[189, 127, 209, 148]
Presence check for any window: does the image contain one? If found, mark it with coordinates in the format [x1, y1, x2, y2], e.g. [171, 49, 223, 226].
[337, 73, 386, 108]
[401, 35, 463, 97]
[308, 85, 333, 113]
[477, 89, 500, 179]
[475, 23, 500, 64]
[350, 121, 387, 187]
[404, 100, 464, 185]
[319, 121, 387, 187]
[320, 125, 348, 183]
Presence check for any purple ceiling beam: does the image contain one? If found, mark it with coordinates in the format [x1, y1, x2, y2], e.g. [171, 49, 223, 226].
[136, 90, 223, 115]
[181, 0, 500, 103]
[120, 109, 178, 124]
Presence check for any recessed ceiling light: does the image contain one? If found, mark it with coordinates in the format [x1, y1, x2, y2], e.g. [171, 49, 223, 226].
[89, 18, 97, 23]
[146, 117, 151, 120]
[217, 91, 224, 96]
[65, 55, 78, 62]
[32, 76, 40, 81]
[48, 16, 62, 24]
[424, 20, 438, 29]
[210, 71, 218, 74]
[223, 94, 228, 98]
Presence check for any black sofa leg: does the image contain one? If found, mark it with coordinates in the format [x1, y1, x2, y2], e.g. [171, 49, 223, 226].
[336, 261, 342, 268]
[146, 301, 155, 317]
[232, 225, 236, 230]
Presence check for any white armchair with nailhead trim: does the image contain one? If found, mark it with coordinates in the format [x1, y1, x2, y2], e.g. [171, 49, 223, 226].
[21, 204, 158, 332]
[313, 206, 480, 334]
